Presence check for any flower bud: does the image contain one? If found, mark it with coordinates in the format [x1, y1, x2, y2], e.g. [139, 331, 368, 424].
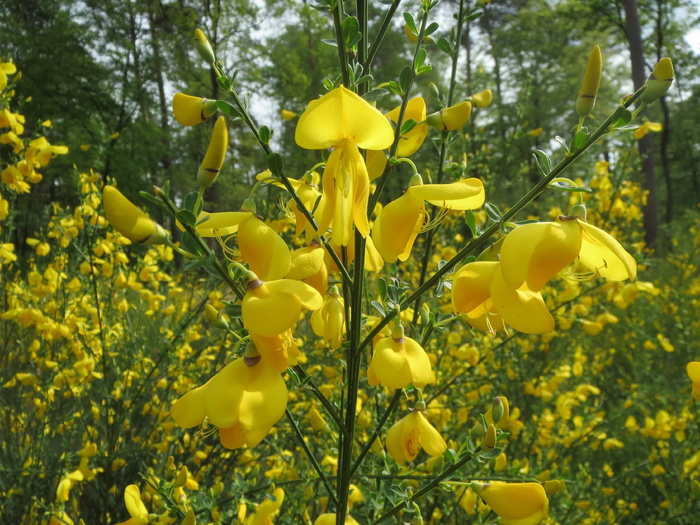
[194, 28, 216, 64]
[470, 421, 485, 441]
[426, 101, 472, 130]
[482, 423, 497, 451]
[103, 185, 168, 245]
[204, 304, 229, 330]
[197, 116, 228, 188]
[542, 479, 566, 495]
[172, 93, 219, 126]
[640, 57, 674, 105]
[576, 45, 602, 117]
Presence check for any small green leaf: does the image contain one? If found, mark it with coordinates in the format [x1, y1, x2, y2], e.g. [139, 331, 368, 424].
[416, 65, 432, 75]
[342, 16, 360, 47]
[464, 10, 484, 23]
[437, 37, 452, 55]
[399, 66, 413, 94]
[554, 135, 570, 154]
[370, 301, 385, 317]
[465, 210, 477, 236]
[610, 107, 633, 129]
[180, 232, 201, 255]
[215, 100, 243, 119]
[362, 88, 389, 102]
[138, 191, 164, 208]
[571, 130, 589, 153]
[533, 149, 552, 174]
[217, 76, 231, 91]
[400, 118, 417, 135]
[378, 277, 387, 299]
[484, 202, 502, 222]
[444, 448, 458, 464]
[224, 303, 242, 318]
[403, 12, 418, 35]
[267, 153, 284, 176]
[424, 22, 439, 35]
[388, 81, 402, 96]
[259, 125, 273, 145]
[320, 38, 338, 48]
[176, 209, 197, 228]
[479, 447, 503, 459]
[183, 191, 199, 213]
[182, 257, 207, 271]
[415, 48, 427, 70]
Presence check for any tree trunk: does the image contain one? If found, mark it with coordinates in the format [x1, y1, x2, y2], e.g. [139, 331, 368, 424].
[623, 0, 659, 249]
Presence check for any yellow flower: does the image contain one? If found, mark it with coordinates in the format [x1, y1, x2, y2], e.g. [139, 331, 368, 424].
[499, 216, 637, 292]
[172, 93, 218, 126]
[576, 45, 602, 117]
[287, 243, 328, 296]
[473, 482, 549, 525]
[197, 116, 228, 188]
[471, 89, 493, 108]
[387, 97, 429, 157]
[452, 261, 554, 334]
[295, 86, 394, 246]
[634, 121, 662, 140]
[246, 488, 285, 525]
[314, 514, 360, 525]
[367, 325, 432, 389]
[687, 362, 700, 402]
[197, 208, 290, 281]
[26, 137, 69, 167]
[280, 109, 297, 121]
[386, 410, 447, 464]
[311, 287, 345, 350]
[116, 484, 149, 525]
[242, 275, 322, 337]
[372, 175, 485, 263]
[102, 186, 168, 245]
[0, 61, 17, 91]
[426, 101, 472, 130]
[171, 354, 288, 449]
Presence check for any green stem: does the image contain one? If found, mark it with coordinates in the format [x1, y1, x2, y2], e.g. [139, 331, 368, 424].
[293, 364, 346, 436]
[335, 227, 367, 522]
[349, 389, 403, 477]
[364, 0, 402, 71]
[372, 447, 482, 524]
[285, 409, 339, 507]
[332, 0, 351, 88]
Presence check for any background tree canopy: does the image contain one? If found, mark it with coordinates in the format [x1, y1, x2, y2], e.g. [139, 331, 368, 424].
[1, 0, 698, 249]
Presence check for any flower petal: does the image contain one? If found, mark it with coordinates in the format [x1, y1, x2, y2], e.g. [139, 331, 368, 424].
[372, 191, 423, 263]
[171, 382, 210, 428]
[578, 220, 637, 281]
[500, 220, 581, 291]
[416, 412, 447, 456]
[238, 215, 291, 281]
[491, 269, 554, 334]
[196, 211, 249, 237]
[479, 482, 549, 525]
[295, 86, 394, 150]
[409, 178, 485, 211]
[452, 261, 500, 315]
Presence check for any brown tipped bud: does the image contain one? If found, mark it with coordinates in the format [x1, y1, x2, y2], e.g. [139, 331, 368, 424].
[576, 45, 602, 117]
[194, 28, 216, 64]
[482, 423, 497, 451]
[197, 116, 228, 188]
[640, 57, 674, 104]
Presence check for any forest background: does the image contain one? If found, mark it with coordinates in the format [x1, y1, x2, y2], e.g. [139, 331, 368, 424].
[2, 0, 700, 524]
